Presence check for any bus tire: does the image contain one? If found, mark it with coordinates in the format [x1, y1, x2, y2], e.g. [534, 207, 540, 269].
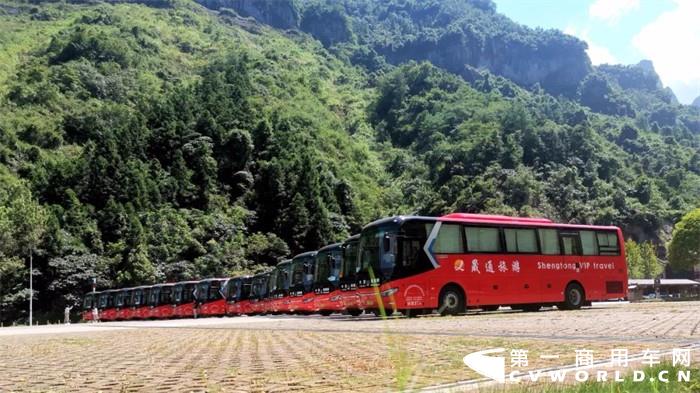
[439, 285, 465, 316]
[560, 283, 585, 310]
[348, 309, 362, 317]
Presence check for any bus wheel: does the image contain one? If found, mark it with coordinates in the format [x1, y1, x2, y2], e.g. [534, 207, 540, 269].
[439, 285, 465, 316]
[560, 283, 585, 310]
[481, 305, 499, 312]
[348, 309, 362, 317]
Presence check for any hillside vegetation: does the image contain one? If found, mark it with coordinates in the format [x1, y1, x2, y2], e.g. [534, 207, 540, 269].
[0, 0, 698, 322]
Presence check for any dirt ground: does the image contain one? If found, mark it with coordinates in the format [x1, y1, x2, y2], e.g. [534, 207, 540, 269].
[1, 301, 698, 392]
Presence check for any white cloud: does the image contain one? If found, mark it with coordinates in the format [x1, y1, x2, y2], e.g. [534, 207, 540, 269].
[633, 0, 700, 104]
[564, 26, 618, 65]
[589, 0, 640, 24]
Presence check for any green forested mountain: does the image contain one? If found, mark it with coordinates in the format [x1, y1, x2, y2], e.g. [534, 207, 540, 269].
[0, 0, 698, 323]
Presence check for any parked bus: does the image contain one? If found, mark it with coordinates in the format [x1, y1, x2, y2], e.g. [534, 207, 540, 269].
[129, 286, 151, 319]
[114, 288, 134, 320]
[358, 213, 627, 317]
[223, 276, 248, 316]
[97, 289, 118, 321]
[312, 243, 345, 316]
[148, 283, 176, 319]
[172, 281, 198, 318]
[232, 276, 255, 315]
[249, 272, 271, 315]
[269, 260, 292, 314]
[195, 278, 227, 317]
[338, 235, 363, 314]
[288, 251, 317, 314]
[82, 291, 98, 321]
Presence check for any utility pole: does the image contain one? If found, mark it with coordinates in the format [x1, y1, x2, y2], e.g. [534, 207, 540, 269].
[29, 248, 33, 327]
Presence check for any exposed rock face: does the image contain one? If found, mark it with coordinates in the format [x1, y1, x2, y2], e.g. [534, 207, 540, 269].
[597, 60, 663, 91]
[693, 96, 700, 108]
[196, 0, 299, 29]
[300, 4, 353, 47]
[373, 28, 591, 97]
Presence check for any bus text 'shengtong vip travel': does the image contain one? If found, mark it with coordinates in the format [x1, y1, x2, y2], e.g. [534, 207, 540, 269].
[82, 213, 627, 321]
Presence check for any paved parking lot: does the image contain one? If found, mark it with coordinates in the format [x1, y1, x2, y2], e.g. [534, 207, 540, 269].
[1, 302, 698, 392]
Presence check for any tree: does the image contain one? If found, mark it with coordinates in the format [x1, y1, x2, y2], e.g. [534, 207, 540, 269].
[640, 241, 662, 278]
[625, 240, 643, 279]
[0, 179, 48, 325]
[668, 208, 700, 271]
[245, 232, 289, 266]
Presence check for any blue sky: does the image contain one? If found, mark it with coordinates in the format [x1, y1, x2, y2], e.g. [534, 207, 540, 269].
[494, 0, 700, 104]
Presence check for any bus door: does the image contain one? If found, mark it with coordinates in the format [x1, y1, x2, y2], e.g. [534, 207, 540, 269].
[560, 231, 583, 289]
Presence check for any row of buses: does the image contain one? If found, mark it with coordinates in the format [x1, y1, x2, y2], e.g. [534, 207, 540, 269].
[82, 213, 628, 321]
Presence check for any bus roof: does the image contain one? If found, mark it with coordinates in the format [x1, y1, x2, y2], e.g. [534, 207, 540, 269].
[363, 215, 435, 230]
[173, 281, 199, 285]
[277, 259, 292, 266]
[198, 278, 227, 283]
[344, 234, 360, 242]
[151, 283, 175, 288]
[293, 251, 317, 259]
[317, 243, 342, 253]
[438, 213, 619, 231]
[363, 214, 619, 232]
[441, 213, 553, 224]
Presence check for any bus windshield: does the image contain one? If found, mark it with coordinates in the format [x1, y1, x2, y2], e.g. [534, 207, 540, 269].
[315, 249, 342, 287]
[342, 240, 359, 278]
[291, 256, 315, 288]
[268, 270, 278, 293]
[358, 220, 435, 281]
[358, 223, 399, 281]
[276, 263, 291, 291]
[226, 279, 241, 301]
[83, 295, 93, 310]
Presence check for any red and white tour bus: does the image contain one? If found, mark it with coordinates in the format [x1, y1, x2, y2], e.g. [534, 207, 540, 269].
[223, 276, 249, 316]
[172, 281, 198, 318]
[287, 251, 317, 314]
[114, 288, 135, 320]
[248, 272, 271, 315]
[148, 283, 176, 319]
[357, 213, 627, 316]
[82, 291, 98, 321]
[338, 235, 363, 315]
[312, 243, 346, 315]
[269, 260, 292, 314]
[195, 278, 227, 317]
[131, 286, 152, 319]
[97, 289, 118, 321]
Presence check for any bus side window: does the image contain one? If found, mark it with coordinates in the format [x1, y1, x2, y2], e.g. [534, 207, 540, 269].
[504, 228, 538, 253]
[560, 232, 581, 255]
[464, 226, 501, 252]
[580, 230, 598, 255]
[596, 231, 620, 255]
[538, 228, 560, 254]
[433, 224, 464, 253]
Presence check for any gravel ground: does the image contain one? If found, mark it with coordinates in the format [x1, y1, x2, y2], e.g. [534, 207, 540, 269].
[0, 301, 698, 392]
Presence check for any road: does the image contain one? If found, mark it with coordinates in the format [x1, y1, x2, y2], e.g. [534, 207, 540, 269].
[1, 301, 698, 392]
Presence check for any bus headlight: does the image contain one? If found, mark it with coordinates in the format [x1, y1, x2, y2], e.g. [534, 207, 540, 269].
[381, 288, 398, 297]
[303, 297, 314, 303]
[330, 295, 342, 302]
